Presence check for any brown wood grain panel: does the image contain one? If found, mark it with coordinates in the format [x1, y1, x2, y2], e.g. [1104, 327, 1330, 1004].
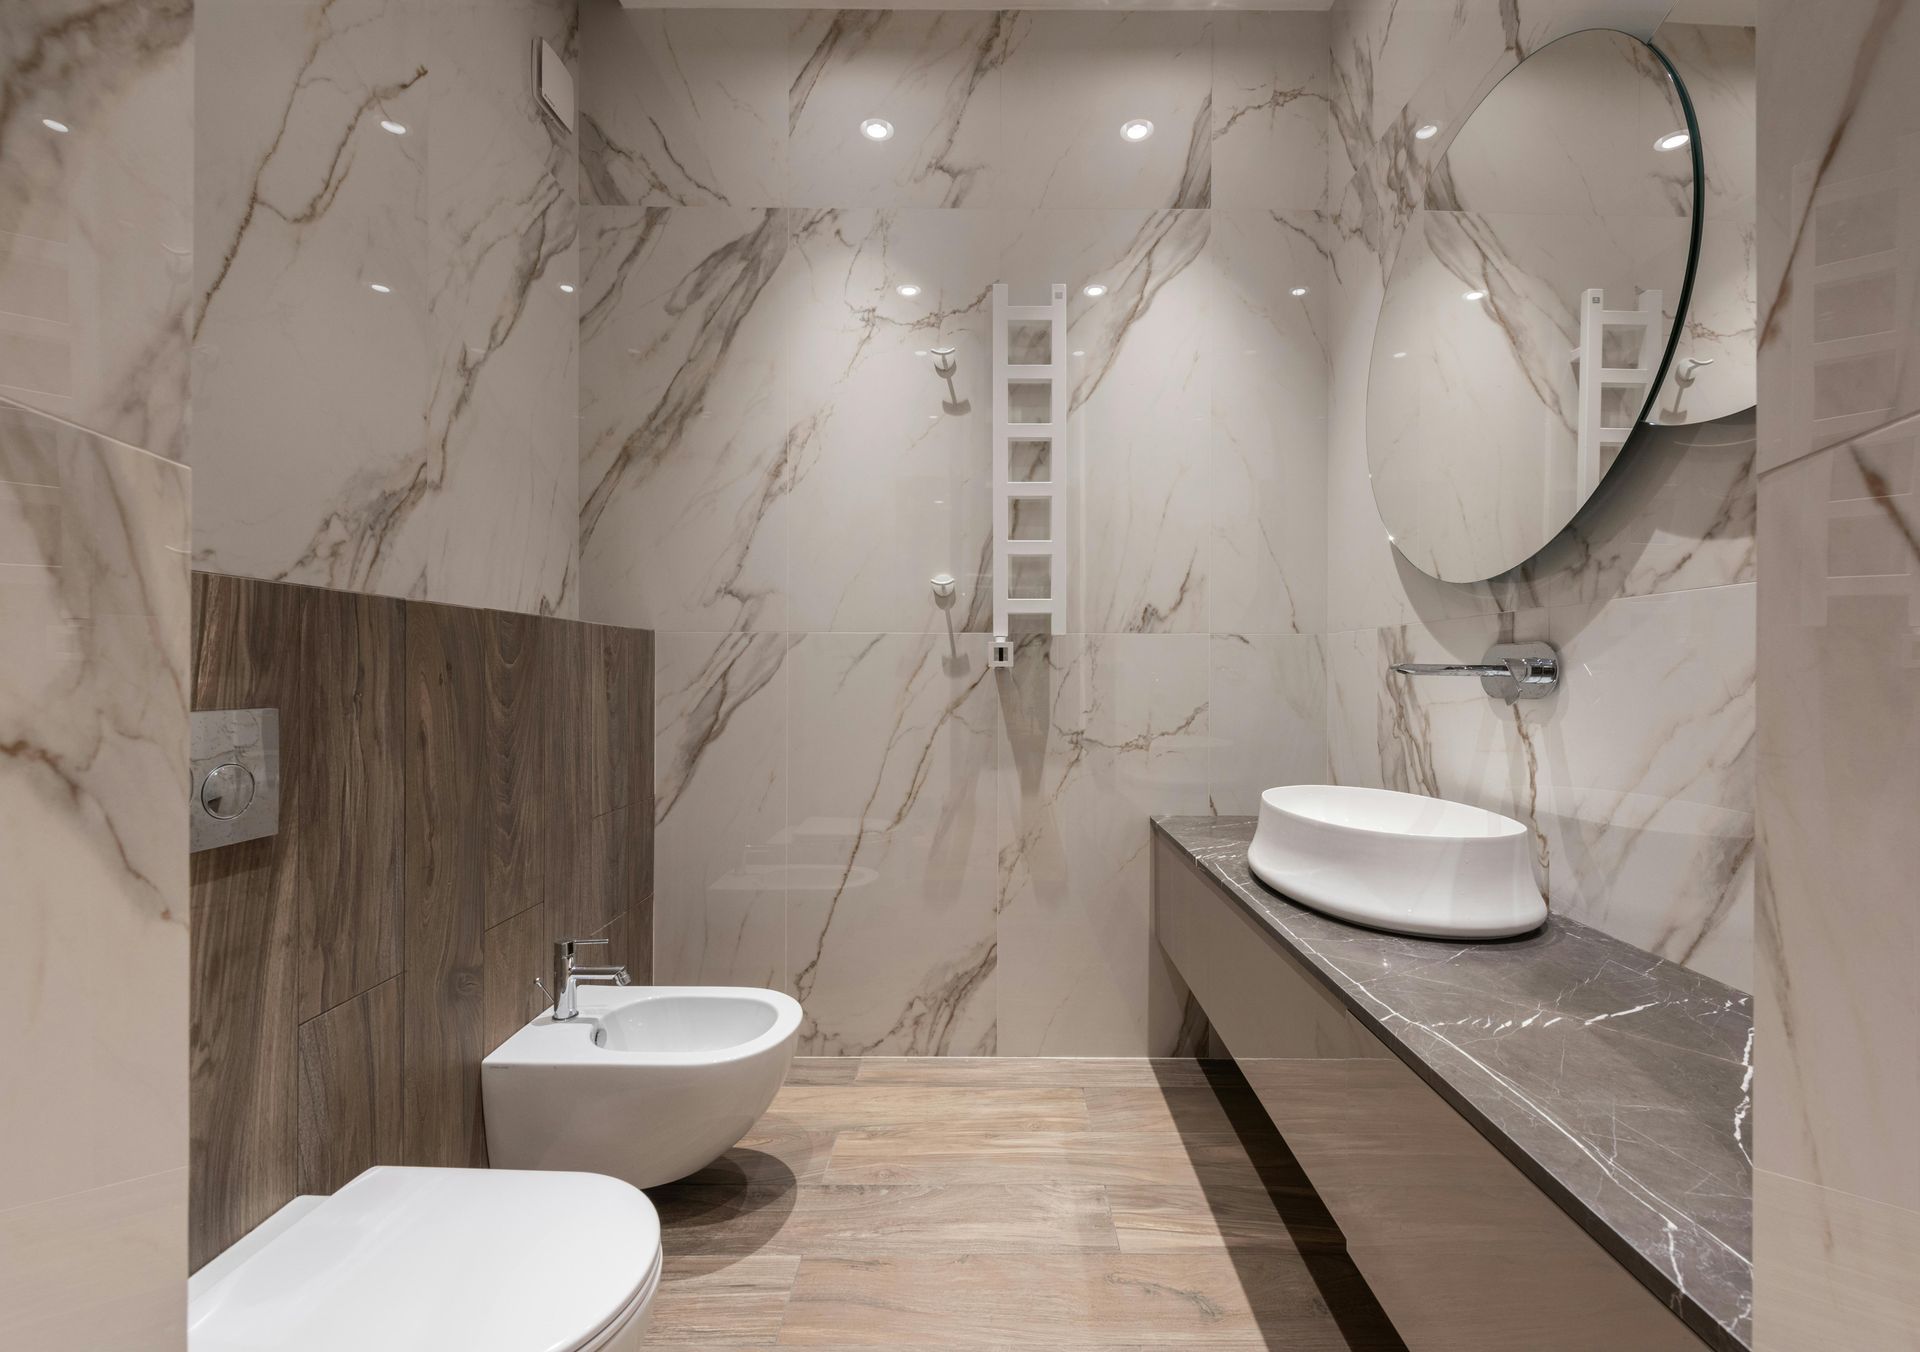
[191, 570, 654, 1256]
[188, 837, 297, 1271]
[483, 904, 552, 1055]
[190, 573, 404, 1023]
[557, 804, 652, 976]
[535, 616, 585, 937]
[297, 977, 403, 1196]
[402, 601, 489, 1169]
[481, 611, 547, 931]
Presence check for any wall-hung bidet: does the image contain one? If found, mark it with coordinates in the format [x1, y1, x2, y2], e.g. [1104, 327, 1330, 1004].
[187, 1166, 661, 1351]
[485, 945, 803, 1188]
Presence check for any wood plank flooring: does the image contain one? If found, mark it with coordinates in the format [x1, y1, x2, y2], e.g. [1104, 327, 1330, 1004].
[645, 1058, 1407, 1349]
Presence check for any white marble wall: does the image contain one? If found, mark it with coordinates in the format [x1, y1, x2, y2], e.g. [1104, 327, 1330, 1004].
[0, 0, 193, 463]
[2, 5, 193, 1341]
[190, 0, 581, 617]
[1323, 0, 1756, 991]
[1754, 1, 1920, 1344]
[0, 400, 191, 1347]
[579, 4, 1332, 1054]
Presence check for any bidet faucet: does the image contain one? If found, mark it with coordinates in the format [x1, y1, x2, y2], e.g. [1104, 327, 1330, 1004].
[549, 938, 630, 1021]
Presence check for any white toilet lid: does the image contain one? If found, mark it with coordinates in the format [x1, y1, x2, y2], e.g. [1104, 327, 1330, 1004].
[188, 1166, 662, 1352]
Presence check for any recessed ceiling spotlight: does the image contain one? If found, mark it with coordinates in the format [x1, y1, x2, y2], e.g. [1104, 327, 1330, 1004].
[860, 117, 894, 141]
[1071, 349, 1086, 356]
[1392, 350, 1408, 359]
[896, 283, 921, 298]
[1461, 288, 1487, 301]
[1082, 283, 1108, 298]
[559, 283, 576, 294]
[1653, 129, 1691, 152]
[1120, 119, 1155, 142]
[41, 117, 70, 134]
[1290, 286, 1309, 297]
[1413, 122, 1440, 141]
[369, 283, 392, 294]
[380, 119, 408, 135]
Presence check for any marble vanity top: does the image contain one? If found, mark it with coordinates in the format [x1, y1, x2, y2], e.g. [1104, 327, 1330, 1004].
[1154, 816, 1753, 1352]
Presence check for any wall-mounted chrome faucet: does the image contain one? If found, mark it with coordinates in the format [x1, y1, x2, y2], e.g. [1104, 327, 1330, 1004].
[1390, 641, 1559, 703]
[545, 938, 631, 1021]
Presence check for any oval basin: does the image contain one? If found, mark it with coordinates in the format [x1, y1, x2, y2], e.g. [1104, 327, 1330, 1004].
[1247, 785, 1546, 939]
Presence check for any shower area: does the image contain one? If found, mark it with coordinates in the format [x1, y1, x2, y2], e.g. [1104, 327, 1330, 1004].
[570, 4, 1334, 1057]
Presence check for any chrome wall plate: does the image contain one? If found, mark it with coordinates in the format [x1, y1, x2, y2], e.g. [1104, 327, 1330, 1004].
[190, 708, 281, 852]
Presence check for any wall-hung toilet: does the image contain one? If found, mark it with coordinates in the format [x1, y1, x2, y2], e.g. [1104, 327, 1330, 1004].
[485, 984, 803, 1189]
[187, 1167, 661, 1351]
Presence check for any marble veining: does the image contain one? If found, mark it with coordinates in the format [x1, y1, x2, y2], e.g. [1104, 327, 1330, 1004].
[1320, 0, 1756, 1004]
[0, 0, 193, 463]
[1156, 815, 1752, 1352]
[1754, 0, 1920, 1321]
[190, 0, 580, 617]
[582, 5, 1339, 1054]
[0, 397, 191, 1341]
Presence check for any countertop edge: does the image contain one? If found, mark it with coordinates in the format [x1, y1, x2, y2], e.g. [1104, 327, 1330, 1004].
[1150, 816, 1750, 1352]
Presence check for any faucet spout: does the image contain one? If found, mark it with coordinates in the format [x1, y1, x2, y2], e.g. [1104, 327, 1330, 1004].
[550, 938, 631, 1021]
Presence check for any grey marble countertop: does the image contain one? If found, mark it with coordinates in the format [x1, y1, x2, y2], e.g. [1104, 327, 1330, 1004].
[1154, 816, 1753, 1352]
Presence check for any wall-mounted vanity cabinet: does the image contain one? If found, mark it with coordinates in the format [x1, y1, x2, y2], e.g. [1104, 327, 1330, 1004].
[1151, 819, 1750, 1352]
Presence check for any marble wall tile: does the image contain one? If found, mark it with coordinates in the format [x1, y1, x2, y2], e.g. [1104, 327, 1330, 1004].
[1000, 208, 1213, 634]
[0, 399, 190, 1343]
[191, 0, 431, 587]
[998, 13, 1212, 210]
[994, 634, 1209, 1055]
[784, 207, 998, 633]
[580, 4, 787, 208]
[191, 0, 579, 617]
[578, 205, 797, 632]
[1326, 608, 1547, 832]
[1755, 421, 1920, 1216]
[1207, 207, 1329, 637]
[1539, 584, 1756, 988]
[0, 0, 193, 464]
[586, 14, 1340, 1054]
[789, 10, 1011, 210]
[1755, 1168, 1920, 1351]
[1757, 0, 1920, 475]
[412, 0, 581, 616]
[1207, 632, 1329, 815]
[1320, 0, 1758, 993]
[1324, 584, 1755, 990]
[786, 631, 999, 1055]
[1211, 13, 1330, 212]
[1755, 2, 1920, 1337]
[653, 629, 789, 990]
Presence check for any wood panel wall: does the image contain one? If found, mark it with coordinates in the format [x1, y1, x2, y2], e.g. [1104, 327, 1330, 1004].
[188, 575, 653, 1269]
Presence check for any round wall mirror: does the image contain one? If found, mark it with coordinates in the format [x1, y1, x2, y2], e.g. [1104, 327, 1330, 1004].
[1366, 28, 1704, 584]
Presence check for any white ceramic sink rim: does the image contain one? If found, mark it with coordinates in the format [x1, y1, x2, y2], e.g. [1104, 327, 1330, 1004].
[1263, 783, 1529, 841]
[1247, 784, 1547, 940]
[484, 985, 802, 1069]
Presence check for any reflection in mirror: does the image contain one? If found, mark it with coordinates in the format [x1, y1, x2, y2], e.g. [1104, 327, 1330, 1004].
[1650, 21, 1756, 426]
[1367, 29, 1704, 584]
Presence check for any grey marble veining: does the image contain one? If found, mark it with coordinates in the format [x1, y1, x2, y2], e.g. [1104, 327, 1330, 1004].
[1155, 814, 1752, 1352]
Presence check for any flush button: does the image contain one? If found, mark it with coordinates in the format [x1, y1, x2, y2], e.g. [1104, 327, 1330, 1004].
[200, 762, 257, 819]
[191, 707, 280, 852]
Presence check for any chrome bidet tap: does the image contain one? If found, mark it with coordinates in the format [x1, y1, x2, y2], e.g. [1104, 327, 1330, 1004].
[548, 937, 631, 1021]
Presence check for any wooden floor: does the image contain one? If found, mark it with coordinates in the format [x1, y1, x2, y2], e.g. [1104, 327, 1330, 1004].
[643, 1057, 1407, 1349]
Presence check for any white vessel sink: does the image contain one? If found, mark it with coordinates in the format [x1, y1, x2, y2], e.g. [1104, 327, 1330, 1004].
[1247, 785, 1546, 939]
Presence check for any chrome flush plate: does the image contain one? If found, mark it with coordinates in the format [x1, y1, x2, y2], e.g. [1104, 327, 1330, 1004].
[190, 707, 281, 852]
